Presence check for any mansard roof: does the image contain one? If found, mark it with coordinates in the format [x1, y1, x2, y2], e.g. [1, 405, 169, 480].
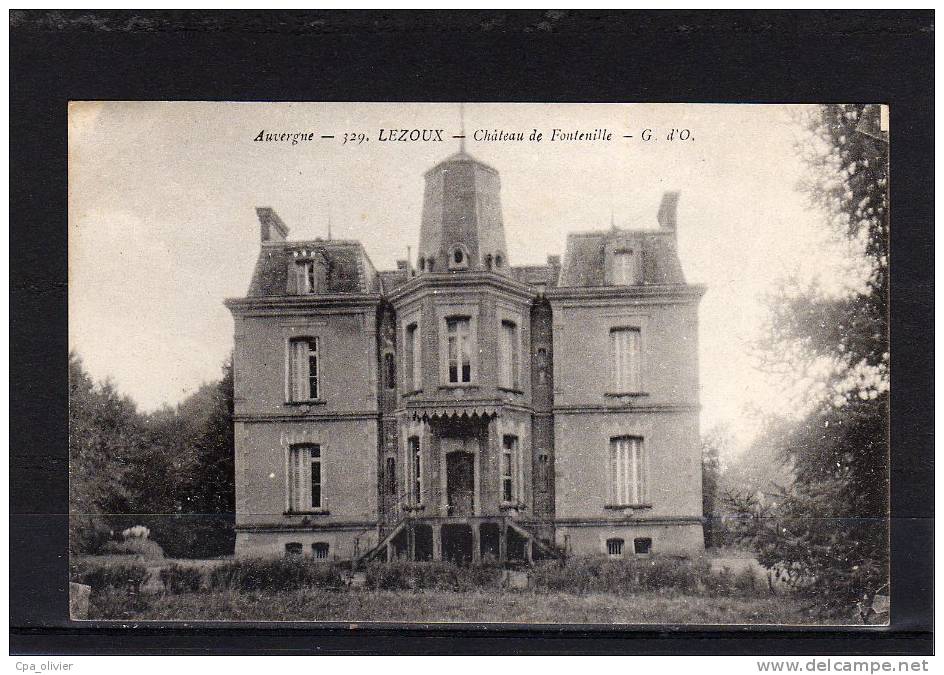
[559, 227, 687, 287]
[247, 239, 379, 297]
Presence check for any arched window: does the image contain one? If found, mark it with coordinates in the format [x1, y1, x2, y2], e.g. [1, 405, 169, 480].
[427, 256, 436, 271]
[495, 254, 503, 268]
[418, 257, 426, 272]
[484, 254, 493, 270]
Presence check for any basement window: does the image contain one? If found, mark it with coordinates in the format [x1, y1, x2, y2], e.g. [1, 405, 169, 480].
[606, 538, 625, 558]
[634, 537, 652, 556]
[285, 542, 303, 557]
[311, 542, 329, 560]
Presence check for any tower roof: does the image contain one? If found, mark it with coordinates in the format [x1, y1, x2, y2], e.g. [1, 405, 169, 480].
[417, 150, 509, 275]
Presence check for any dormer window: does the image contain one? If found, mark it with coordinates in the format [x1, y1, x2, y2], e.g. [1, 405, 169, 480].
[448, 245, 469, 271]
[612, 249, 639, 285]
[295, 260, 319, 293]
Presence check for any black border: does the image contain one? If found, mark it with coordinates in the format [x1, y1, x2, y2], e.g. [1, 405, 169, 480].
[10, 10, 934, 655]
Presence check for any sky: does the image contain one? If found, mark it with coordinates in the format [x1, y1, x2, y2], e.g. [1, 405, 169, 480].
[69, 102, 849, 451]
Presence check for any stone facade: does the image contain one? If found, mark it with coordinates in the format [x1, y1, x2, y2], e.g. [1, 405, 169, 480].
[225, 151, 705, 562]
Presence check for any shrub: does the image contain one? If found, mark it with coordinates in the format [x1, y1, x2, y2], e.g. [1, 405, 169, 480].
[78, 562, 150, 594]
[531, 554, 729, 596]
[364, 561, 503, 592]
[208, 557, 343, 593]
[100, 537, 165, 560]
[159, 565, 204, 594]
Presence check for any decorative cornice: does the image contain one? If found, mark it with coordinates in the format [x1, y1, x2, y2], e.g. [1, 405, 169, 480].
[234, 410, 379, 422]
[553, 403, 700, 414]
[237, 520, 377, 532]
[225, 294, 381, 315]
[398, 398, 534, 420]
[546, 284, 706, 305]
[386, 271, 534, 306]
[554, 516, 702, 527]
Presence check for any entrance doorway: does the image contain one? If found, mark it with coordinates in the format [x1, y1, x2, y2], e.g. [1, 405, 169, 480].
[446, 451, 475, 516]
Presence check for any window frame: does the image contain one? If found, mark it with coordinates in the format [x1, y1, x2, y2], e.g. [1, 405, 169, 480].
[287, 443, 326, 513]
[402, 315, 423, 394]
[295, 259, 320, 294]
[286, 336, 321, 403]
[500, 434, 519, 505]
[612, 248, 638, 285]
[607, 436, 649, 508]
[311, 542, 330, 560]
[408, 435, 423, 506]
[498, 319, 520, 390]
[446, 316, 473, 384]
[608, 326, 643, 395]
[436, 303, 479, 387]
[606, 538, 625, 558]
[383, 351, 396, 390]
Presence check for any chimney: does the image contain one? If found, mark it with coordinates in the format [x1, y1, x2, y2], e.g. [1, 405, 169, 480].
[547, 255, 561, 267]
[657, 192, 680, 231]
[257, 207, 290, 243]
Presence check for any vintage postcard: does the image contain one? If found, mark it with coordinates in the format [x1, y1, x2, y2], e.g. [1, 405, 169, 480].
[68, 102, 889, 625]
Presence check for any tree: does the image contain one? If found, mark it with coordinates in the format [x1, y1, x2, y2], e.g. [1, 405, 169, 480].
[69, 352, 140, 554]
[752, 105, 889, 616]
[701, 425, 733, 549]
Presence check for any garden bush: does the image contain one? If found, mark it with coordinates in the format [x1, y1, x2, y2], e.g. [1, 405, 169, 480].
[77, 562, 151, 594]
[208, 557, 343, 592]
[159, 565, 204, 594]
[530, 554, 748, 596]
[100, 536, 166, 560]
[364, 561, 504, 592]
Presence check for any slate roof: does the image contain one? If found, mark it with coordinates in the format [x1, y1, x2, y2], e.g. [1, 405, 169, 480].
[247, 239, 379, 296]
[510, 264, 560, 288]
[558, 229, 686, 287]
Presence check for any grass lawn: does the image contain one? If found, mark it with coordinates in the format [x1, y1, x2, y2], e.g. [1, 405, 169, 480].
[90, 587, 832, 625]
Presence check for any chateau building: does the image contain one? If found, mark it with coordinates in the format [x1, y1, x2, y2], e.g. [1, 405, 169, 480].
[225, 150, 705, 563]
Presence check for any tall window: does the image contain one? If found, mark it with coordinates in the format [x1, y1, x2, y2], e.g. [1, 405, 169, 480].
[446, 318, 472, 384]
[613, 250, 636, 285]
[296, 260, 318, 293]
[288, 337, 319, 401]
[385, 456, 397, 496]
[610, 328, 641, 393]
[498, 320, 519, 389]
[405, 322, 421, 391]
[501, 435, 518, 503]
[409, 436, 422, 504]
[537, 453, 550, 493]
[608, 436, 647, 506]
[384, 352, 396, 389]
[288, 444, 323, 511]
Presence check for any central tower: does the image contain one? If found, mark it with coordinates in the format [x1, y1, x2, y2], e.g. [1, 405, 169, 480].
[417, 152, 510, 274]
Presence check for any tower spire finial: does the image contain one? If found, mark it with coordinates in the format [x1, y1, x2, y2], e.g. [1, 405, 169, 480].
[459, 102, 466, 153]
